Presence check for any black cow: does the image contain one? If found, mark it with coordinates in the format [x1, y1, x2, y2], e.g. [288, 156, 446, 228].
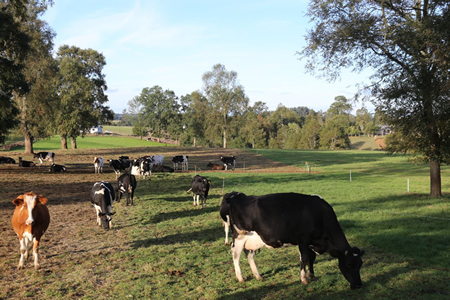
[220, 156, 236, 170]
[223, 192, 364, 289]
[108, 158, 131, 178]
[90, 181, 115, 230]
[33, 152, 55, 167]
[172, 155, 189, 171]
[116, 173, 137, 206]
[0, 156, 16, 164]
[152, 165, 174, 173]
[49, 163, 67, 172]
[18, 157, 36, 168]
[187, 175, 211, 208]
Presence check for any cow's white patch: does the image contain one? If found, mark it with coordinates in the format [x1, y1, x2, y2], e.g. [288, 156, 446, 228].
[243, 231, 267, 251]
[25, 194, 36, 225]
[95, 189, 105, 195]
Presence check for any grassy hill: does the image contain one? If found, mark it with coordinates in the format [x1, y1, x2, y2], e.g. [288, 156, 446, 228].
[349, 136, 384, 150]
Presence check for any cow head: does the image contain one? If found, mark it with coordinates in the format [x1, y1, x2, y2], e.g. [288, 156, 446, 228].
[338, 247, 364, 289]
[13, 192, 48, 226]
[98, 212, 115, 229]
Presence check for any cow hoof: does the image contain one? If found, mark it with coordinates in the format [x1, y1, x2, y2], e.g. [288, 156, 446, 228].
[301, 279, 309, 285]
[238, 278, 245, 283]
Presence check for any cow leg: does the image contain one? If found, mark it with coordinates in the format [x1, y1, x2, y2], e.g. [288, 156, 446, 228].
[307, 249, 317, 281]
[192, 195, 196, 206]
[231, 235, 247, 282]
[298, 244, 312, 285]
[223, 216, 230, 245]
[245, 249, 263, 280]
[94, 206, 102, 226]
[18, 238, 28, 269]
[33, 238, 41, 270]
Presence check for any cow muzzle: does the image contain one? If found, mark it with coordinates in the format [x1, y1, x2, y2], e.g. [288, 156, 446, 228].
[26, 219, 35, 226]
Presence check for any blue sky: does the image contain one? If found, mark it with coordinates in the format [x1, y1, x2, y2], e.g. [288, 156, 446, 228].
[43, 0, 372, 114]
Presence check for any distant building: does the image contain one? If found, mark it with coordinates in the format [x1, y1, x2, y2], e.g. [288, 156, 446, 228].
[378, 125, 392, 135]
[90, 125, 103, 134]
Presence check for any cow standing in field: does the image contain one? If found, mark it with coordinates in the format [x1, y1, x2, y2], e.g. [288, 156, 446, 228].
[0, 156, 16, 164]
[49, 163, 67, 173]
[223, 191, 364, 289]
[18, 157, 35, 168]
[207, 162, 225, 170]
[172, 155, 189, 171]
[187, 175, 211, 208]
[11, 191, 50, 270]
[151, 155, 164, 167]
[108, 157, 131, 178]
[33, 152, 55, 167]
[90, 182, 115, 229]
[93, 157, 104, 173]
[116, 173, 137, 206]
[220, 156, 236, 170]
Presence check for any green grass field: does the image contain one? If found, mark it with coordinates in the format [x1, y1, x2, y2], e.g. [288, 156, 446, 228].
[1, 139, 449, 299]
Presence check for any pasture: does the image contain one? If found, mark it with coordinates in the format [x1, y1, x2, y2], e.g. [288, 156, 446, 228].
[0, 144, 449, 299]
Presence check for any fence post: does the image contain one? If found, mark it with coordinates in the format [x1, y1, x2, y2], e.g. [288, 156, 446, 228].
[350, 170, 352, 181]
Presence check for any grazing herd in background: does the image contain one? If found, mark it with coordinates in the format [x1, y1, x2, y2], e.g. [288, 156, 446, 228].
[6, 151, 364, 290]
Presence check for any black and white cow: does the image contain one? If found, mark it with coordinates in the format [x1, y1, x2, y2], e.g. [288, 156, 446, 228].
[18, 157, 36, 168]
[131, 157, 152, 179]
[0, 156, 16, 164]
[93, 156, 104, 173]
[116, 173, 137, 206]
[187, 175, 211, 208]
[220, 156, 236, 170]
[108, 157, 131, 178]
[172, 155, 189, 171]
[223, 192, 364, 289]
[49, 163, 67, 173]
[90, 181, 115, 230]
[33, 152, 55, 167]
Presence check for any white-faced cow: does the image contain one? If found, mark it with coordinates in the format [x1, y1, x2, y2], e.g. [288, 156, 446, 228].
[49, 163, 67, 173]
[223, 191, 364, 289]
[18, 157, 36, 168]
[90, 182, 115, 229]
[0, 156, 16, 164]
[220, 156, 236, 170]
[172, 155, 189, 171]
[187, 175, 211, 208]
[11, 191, 50, 270]
[93, 156, 104, 173]
[33, 151, 55, 167]
[207, 162, 225, 170]
[116, 173, 137, 206]
[151, 155, 164, 167]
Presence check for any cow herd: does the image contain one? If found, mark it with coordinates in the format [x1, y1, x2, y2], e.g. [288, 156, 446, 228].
[7, 151, 365, 290]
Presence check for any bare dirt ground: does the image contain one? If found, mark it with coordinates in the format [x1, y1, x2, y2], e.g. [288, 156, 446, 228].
[0, 147, 302, 299]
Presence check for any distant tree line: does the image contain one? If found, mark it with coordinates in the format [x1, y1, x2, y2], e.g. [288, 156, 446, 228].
[122, 68, 383, 150]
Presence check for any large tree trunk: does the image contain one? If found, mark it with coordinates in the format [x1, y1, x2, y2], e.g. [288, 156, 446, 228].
[223, 129, 227, 148]
[24, 135, 33, 154]
[430, 158, 442, 198]
[71, 137, 77, 149]
[61, 134, 68, 149]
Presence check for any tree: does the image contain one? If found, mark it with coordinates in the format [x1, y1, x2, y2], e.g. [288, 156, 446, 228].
[11, 0, 58, 154]
[299, 110, 322, 149]
[301, 0, 450, 197]
[56, 45, 113, 149]
[0, 0, 31, 145]
[356, 106, 373, 136]
[241, 102, 267, 148]
[202, 64, 249, 148]
[130, 86, 180, 140]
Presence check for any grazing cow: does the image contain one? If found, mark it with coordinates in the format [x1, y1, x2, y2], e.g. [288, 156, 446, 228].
[223, 192, 364, 289]
[90, 182, 115, 229]
[93, 156, 104, 173]
[207, 162, 225, 170]
[152, 165, 174, 173]
[108, 157, 131, 178]
[130, 157, 152, 179]
[0, 156, 16, 164]
[33, 151, 55, 167]
[172, 155, 189, 171]
[18, 157, 36, 168]
[187, 175, 211, 208]
[116, 173, 137, 206]
[151, 155, 164, 166]
[220, 156, 236, 170]
[49, 163, 67, 173]
[11, 191, 50, 270]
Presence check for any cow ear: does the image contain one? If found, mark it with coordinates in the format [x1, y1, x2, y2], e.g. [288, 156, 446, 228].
[13, 195, 25, 206]
[37, 195, 48, 205]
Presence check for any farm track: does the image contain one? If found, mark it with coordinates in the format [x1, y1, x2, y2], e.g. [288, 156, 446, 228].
[0, 147, 303, 299]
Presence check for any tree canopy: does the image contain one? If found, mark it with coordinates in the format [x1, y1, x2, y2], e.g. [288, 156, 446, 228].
[300, 0, 450, 197]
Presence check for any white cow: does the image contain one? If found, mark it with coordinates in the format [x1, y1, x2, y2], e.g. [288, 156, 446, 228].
[151, 155, 164, 167]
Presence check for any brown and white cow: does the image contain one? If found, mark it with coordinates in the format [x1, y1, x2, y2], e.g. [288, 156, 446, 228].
[11, 191, 50, 270]
[93, 156, 104, 173]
